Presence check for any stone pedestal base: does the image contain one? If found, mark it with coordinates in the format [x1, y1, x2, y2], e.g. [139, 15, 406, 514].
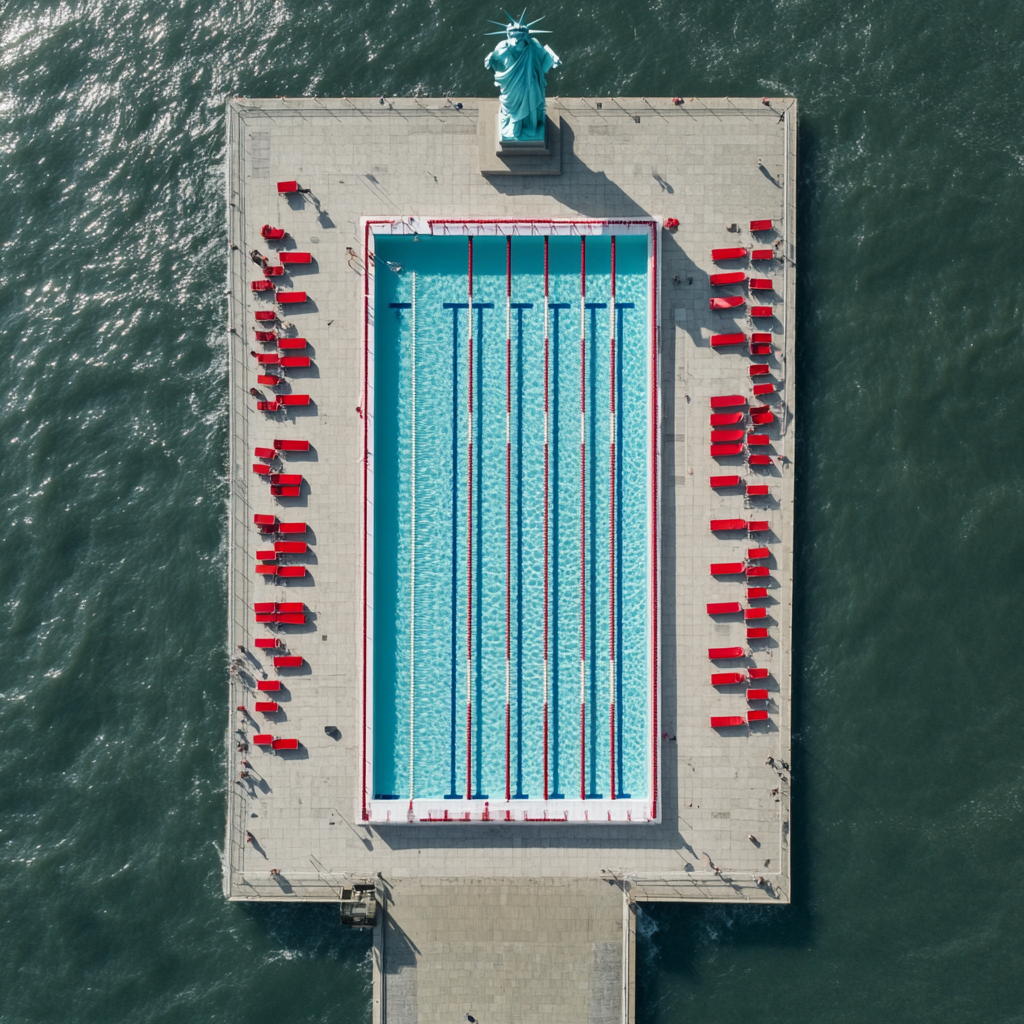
[478, 98, 561, 176]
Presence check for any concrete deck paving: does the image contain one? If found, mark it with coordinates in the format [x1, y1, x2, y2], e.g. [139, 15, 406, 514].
[225, 96, 797, 1022]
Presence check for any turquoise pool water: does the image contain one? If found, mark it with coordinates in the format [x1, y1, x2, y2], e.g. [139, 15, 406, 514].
[371, 232, 652, 806]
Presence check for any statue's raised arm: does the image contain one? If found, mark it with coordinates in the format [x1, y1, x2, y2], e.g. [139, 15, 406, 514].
[484, 11, 561, 143]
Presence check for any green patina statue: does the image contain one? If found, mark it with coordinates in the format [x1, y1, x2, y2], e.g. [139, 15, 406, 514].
[484, 11, 561, 144]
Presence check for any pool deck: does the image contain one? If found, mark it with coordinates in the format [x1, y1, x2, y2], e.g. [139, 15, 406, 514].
[225, 96, 797, 1023]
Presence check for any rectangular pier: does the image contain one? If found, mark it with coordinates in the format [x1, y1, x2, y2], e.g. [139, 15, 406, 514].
[226, 95, 797, 1023]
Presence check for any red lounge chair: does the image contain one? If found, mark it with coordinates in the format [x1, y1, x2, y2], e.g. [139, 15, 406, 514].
[750, 219, 773, 232]
[748, 547, 770, 559]
[279, 356, 312, 368]
[254, 601, 276, 613]
[710, 562, 745, 575]
[748, 520, 769, 532]
[749, 364, 770, 376]
[747, 566, 770, 578]
[751, 344, 773, 356]
[254, 353, 279, 365]
[257, 680, 281, 691]
[257, 375, 282, 387]
[711, 443, 744, 457]
[748, 667, 770, 679]
[276, 291, 307, 304]
[752, 332, 773, 345]
[710, 475, 742, 487]
[254, 447, 276, 460]
[278, 337, 307, 351]
[708, 647, 745, 659]
[263, 265, 285, 277]
[275, 613, 306, 624]
[746, 484, 769, 496]
[256, 549, 277, 561]
[254, 310, 276, 322]
[711, 395, 746, 408]
[750, 278, 773, 291]
[253, 514, 277, 527]
[253, 464, 271, 476]
[272, 738, 299, 750]
[710, 333, 746, 347]
[748, 454, 773, 466]
[251, 279, 274, 292]
[752, 383, 775, 396]
[261, 225, 286, 240]
[253, 734, 274, 744]
[254, 637, 280, 649]
[711, 715, 745, 728]
[256, 565, 277, 576]
[751, 249, 774, 261]
[747, 587, 768, 599]
[711, 247, 748, 260]
[256, 401, 280, 412]
[278, 394, 311, 406]
[747, 688, 769, 700]
[710, 412, 744, 426]
[254, 331, 277, 342]
[277, 522, 307, 534]
[712, 672, 745, 685]
[277, 180, 299, 193]
[750, 412, 774, 425]
[277, 602, 304, 612]
[274, 439, 310, 451]
[271, 485, 301, 498]
[255, 701, 279, 713]
[270, 474, 302, 486]
[747, 709, 769, 722]
[710, 296, 744, 310]
[274, 541, 307, 553]
[255, 613, 274, 623]
[277, 565, 306, 578]
[747, 433, 770, 446]
[710, 271, 746, 286]
[746, 627, 769, 639]
[711, 429, 744, 443]
[711, 519, 746, 531]
[751, 306, 773, 318]
[707, 602, 742, 615]
[745, 607, 767, 620]
[273, 655, 303, 668]
[279, 252, 312, 264]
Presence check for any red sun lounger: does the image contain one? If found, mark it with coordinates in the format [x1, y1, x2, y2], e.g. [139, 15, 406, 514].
[745, 607, 768, 620]
[748, 520, 769, 532]
[749, 364, 771, 376]
[255, 701, 279, 713]
[253, 733, 274, 745]
[279, 252, 312, 264]
[747, 433, 770, 446]
[254, 310, 276, 322]
[252, 464, 271, 476]
[746, 627, 769, 639]
[277, 180, 300, 193]
[274, 541, 307, 554]
[711, 429, 744, 443]
[711, 394, 746, 408]
[263, 265, 285, 277]
[751, 332, 773, 345]
[251, 279, 274, 292]
[750, 412, 774, 425]
[274, 439, 310, 452]
[277, 602, 305, 613]
[747, 587, 768, 600]
[257, 375, 282, 387]
[255, 565, 277, 576]
[711, 443, 744, 457]
[748, 547, 770, 559]
[257, 680, 281, 691]
[712, 247, 748, 260]
[750, 278, 773, 291]
[277, 522, 307, 534]
[750, 219, 773, 232]
[254, 352, 279, 365]
[256, 401, 280, 412]
[256, 549, 277, 562]
[710, 271, 746, 286]
[277, 565, 306, 578]
[278, 394, 311, 406]
[747, 566, 770, 578]
[254, 447, 276, 460]
[254, 601, 276, 614]
[748, 667, 770, 680]
[748, 454, 773, 466]
[275, 613, 306, 625]
[261, 225, 286, 240]
[270, 474, 302, 486]
[254, 637, 280, 649]
[751, 249, 775, 261]
[276, 291, 307, 304]
[752, 383, 776, 396]
[271, 486, 301, 498]
[746, 484, 770, 496]
[750, 343, 772, 356]
[708, 647, 745, 659]
[710, 475, 742, 487]
[747, 709, 769, 722]
[710, 333, 746, 347]
[279, 356, 311, 368]
[711, 519, 747, 531]
[710, 412, 744, 426]
[711, 715, 746, 728]
[255, 613, 274, 623]
[254, 331, 277, 342]
[710, 296, 745, 310]
[750, 306, 774, 318]
[273, 655, 303, 668]
[712, 672, 745, 686]
[747, 688, 769, 700]
[707, 602, 742, 615]
[710, 562, 745, 575]
[272, 738, 299, 750]
[253, 514, 277, 527]
[277, 337, 308, 350]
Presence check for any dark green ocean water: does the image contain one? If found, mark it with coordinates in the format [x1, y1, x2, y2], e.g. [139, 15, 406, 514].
[1, 1, 1022, 1021]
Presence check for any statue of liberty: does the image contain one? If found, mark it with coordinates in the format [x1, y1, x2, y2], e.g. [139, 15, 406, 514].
[484, 11, 561, 144]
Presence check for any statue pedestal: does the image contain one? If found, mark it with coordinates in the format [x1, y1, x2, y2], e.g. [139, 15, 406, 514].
[478, 99, 561, 176]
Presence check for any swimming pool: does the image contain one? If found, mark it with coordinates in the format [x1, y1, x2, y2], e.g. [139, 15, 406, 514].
[361, 218, 660, 824]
